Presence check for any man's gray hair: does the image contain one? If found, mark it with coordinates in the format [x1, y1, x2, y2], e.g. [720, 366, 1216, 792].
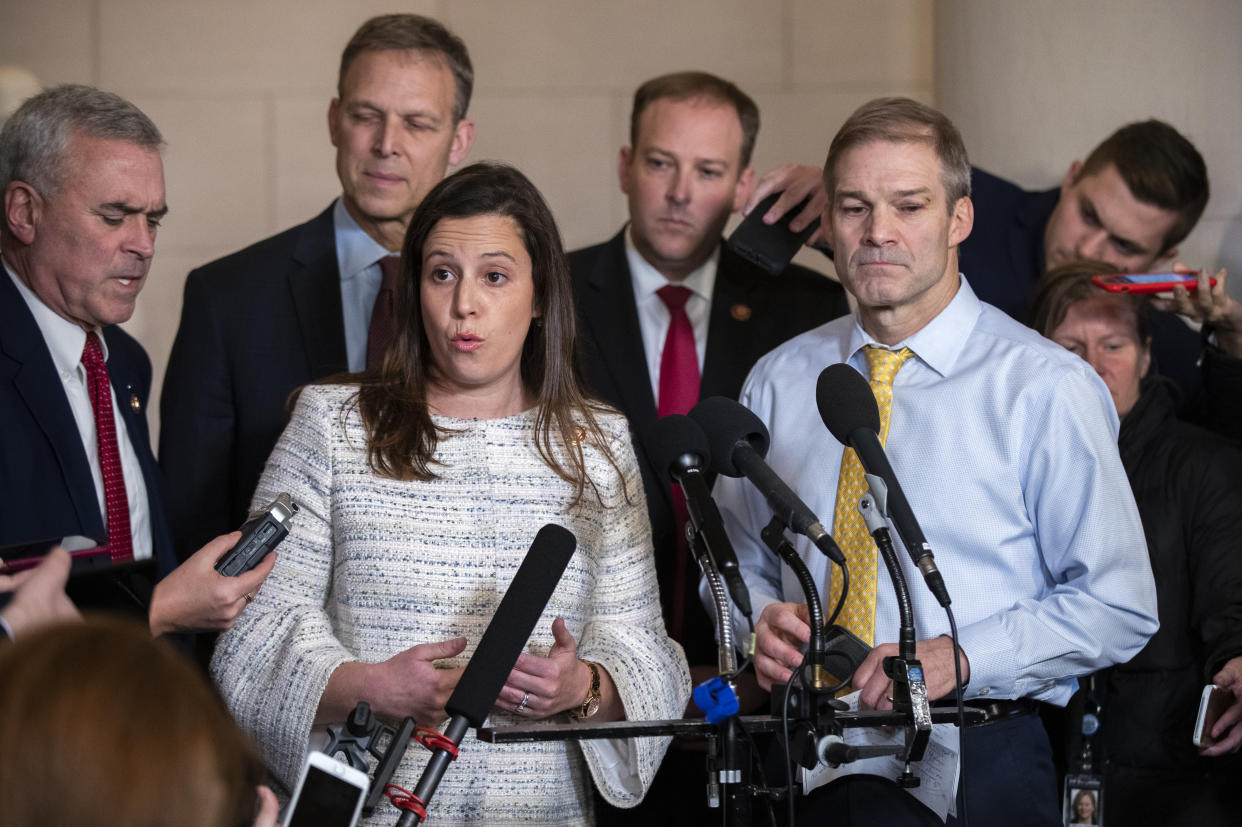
[0, 84, 163, 197]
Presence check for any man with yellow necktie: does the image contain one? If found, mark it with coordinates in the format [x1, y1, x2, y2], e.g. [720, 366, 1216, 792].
[712, 98, 1158, 825]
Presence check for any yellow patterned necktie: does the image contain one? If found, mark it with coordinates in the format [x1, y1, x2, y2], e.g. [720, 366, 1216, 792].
[827, 345, 914, 645]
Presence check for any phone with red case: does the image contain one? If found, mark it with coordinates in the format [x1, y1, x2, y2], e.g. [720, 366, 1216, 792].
[1092, 272, 1215, 294]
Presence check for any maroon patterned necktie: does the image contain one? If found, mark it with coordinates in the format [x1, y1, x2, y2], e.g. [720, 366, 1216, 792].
[81, 332, 133, 563]
[655, 284, 701, 642]
[366, 255, 402, 370]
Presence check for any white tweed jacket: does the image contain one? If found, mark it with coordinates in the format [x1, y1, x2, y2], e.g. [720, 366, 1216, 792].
[212, 384, 690, 826]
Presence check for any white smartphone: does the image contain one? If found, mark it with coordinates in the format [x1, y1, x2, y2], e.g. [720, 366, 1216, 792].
[283, 750, 370, 827]
[1192, 684, 1231, 748]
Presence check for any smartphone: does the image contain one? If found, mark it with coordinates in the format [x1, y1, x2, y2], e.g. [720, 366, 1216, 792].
[1, 535, 106, 576]
[727, 191, 822, 276]
[214, 493, 299, 576]
[283, 750, 370, 827]
[1193, 684, 1232, 748]
[1092, 271, 1215, 294]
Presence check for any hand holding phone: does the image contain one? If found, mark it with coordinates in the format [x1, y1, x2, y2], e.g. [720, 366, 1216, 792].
[214, 493, 299, 576]
[1092, 271, 1216, 294]
[1193, 684, 1232, 748]
[728, 192, 822, 276]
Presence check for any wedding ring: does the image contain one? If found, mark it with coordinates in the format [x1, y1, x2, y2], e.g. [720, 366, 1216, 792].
[243, 592, 255, 604]
[516, 691, 530, 713]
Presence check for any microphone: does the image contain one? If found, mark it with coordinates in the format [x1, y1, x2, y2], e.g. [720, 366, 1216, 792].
[815, 364, 950, 607]
[400, 524, 577, 824]
[689, 396, 845, 566]
[647, 414, 751, 618]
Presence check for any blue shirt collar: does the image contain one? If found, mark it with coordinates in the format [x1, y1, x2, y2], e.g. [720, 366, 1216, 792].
[333, 198, 392, 283]
[846, 274, 983, 378]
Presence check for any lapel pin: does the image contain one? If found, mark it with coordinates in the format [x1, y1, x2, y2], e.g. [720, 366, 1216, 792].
[731, 303, 752, 322]
[130, 393, 141, 414]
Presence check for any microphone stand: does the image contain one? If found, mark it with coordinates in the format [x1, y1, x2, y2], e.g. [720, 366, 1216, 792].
[477, 505, 983, 817]
[686, 524, 751, 825]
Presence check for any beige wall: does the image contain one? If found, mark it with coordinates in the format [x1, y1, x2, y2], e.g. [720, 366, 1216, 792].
[3, 0, 1239, 442]
[936, 0, 1242, 289]
[1, 0, 933, 442]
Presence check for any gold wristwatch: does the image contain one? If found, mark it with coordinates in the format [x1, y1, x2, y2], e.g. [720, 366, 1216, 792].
[574, 660, 602, 719]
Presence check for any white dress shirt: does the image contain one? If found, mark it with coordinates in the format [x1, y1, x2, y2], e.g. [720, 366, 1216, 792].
[5, 262, 153, 560]
[624, 226, 719, 401]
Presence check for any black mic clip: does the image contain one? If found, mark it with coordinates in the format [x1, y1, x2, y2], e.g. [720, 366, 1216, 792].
[323, 701, 416, 814]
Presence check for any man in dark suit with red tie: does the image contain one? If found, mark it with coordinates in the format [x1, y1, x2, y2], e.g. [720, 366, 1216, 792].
[0, 85, 271, 635]
[569, 71, 849, 824]
[159, 14, 476, 558]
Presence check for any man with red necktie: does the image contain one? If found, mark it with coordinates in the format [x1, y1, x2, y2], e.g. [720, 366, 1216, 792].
[0, 85, 272, 637]
[570, 70, 848, 824]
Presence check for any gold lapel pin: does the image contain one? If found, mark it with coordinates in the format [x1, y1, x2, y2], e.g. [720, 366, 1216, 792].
[130, 393, 141, 414]
[731, 303, 752, 322]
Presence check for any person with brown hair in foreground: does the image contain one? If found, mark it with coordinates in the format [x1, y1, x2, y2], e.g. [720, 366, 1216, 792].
[0, 617, 278, 826]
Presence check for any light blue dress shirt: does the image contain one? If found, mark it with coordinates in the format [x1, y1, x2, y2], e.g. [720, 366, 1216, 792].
[333, 199, 394, 373]
[713, 277, 1159, 705]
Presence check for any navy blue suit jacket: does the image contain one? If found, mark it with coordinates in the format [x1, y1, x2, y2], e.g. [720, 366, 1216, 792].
[159, 205, 348, 558]
[570, 230, 850, 664]
[0, 270, 177, 579]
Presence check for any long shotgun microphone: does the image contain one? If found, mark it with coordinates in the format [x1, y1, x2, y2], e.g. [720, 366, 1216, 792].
[398, 524, 577, 825]
[647, 413, 751, 618]
[689, 396, 845, 566]
[815, 364, 950, 607]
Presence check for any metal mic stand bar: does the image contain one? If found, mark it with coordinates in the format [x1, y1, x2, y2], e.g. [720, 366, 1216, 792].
[477, 707, 983, 743]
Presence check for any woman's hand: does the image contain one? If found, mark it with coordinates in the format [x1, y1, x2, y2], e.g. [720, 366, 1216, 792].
[318, 637, 467, 728]
[496, 617, 591, 718]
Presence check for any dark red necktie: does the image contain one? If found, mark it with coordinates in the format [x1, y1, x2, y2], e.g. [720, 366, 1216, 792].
[366, 255, 402, 370]
[81, 332, 133, 563]
[655, 284, 701, 642]
[656, 285, 700, 417]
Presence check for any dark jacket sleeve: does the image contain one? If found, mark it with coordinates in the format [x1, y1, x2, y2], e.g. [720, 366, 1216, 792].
[158, 267, 239, 560]
[1196, 342, 1242, 445]
[1185, 433, 1242, 678]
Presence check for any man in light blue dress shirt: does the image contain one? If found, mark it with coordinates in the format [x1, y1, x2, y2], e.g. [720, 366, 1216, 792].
[716, 97, 1158, 825]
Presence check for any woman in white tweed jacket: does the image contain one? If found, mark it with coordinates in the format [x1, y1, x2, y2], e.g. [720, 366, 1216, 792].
[211, 163, 690, 825]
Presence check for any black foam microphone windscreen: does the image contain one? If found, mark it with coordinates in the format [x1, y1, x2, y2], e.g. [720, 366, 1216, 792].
[647, 414, 712, 483]
[816, 363, 881, 443]
[687, 396, 771, 477]
[445, 523, 577, 728]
